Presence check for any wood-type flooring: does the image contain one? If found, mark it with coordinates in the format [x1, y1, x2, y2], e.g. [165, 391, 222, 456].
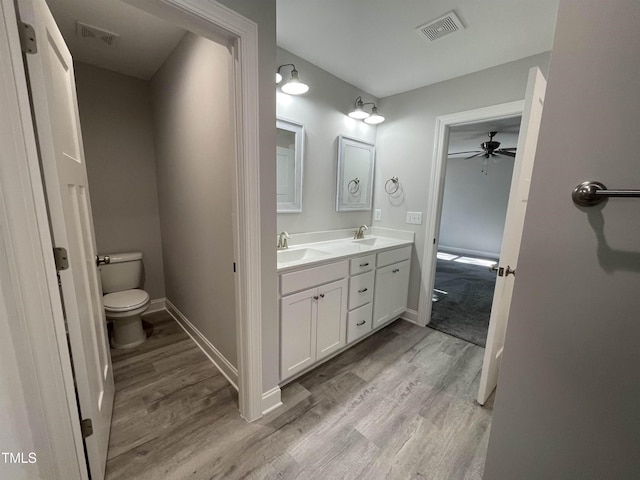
[106, 310, 492, 480]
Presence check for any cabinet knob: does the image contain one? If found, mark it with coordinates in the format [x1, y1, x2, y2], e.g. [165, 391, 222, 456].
[392, 268, 400, 273]
[313, 295, 319, 300]
[319, 293, 325, 298]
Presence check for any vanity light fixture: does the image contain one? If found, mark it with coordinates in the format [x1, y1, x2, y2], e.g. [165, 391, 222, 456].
[276, 63, 309, 95]
[348, 96, 385, 124]
[364, 105, 385, 125]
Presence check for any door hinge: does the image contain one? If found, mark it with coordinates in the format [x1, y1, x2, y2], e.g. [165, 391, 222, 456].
[53, 247, 69, 271]
[80, 418, 93, 439]
[19, 22, 37, 54]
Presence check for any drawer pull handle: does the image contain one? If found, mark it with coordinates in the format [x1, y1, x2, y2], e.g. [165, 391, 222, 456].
[359, 262, 370, 267]
[319, 293, 325, 298]
[392, 268, 400, 273]
[358, 288, 368, 293]
[356, 320, 366, 326]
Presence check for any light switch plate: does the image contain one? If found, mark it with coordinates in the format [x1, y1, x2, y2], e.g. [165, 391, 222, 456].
[374, 209, 382, 221]
[406, 211, 423, 225]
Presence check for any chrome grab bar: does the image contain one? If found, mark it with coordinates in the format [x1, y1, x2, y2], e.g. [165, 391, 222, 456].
[572, 181, 640, 207]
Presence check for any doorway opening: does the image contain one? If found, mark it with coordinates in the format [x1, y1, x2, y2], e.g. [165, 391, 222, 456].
[430, 119, 521, 347]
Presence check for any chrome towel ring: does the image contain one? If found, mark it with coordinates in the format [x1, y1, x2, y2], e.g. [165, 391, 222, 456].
[348, 178, 360, 194]
[385, 176, 399, 194]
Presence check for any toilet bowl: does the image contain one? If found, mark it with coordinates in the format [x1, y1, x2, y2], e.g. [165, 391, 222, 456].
[99, 252, 151, 349]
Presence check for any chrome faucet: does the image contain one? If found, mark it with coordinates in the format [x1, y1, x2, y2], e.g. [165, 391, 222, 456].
[277, 231, 291, 250]
[354, 224, 368, 239]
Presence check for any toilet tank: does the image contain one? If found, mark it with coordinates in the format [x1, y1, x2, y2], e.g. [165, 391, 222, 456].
[99, 252, 144, 294]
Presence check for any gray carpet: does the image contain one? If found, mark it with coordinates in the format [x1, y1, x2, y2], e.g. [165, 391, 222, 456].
[429, 258, 496, 347]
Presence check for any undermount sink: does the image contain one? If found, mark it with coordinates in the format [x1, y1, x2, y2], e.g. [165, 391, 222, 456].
[277, 248, 330, 263]
[352, 237, 390, 247]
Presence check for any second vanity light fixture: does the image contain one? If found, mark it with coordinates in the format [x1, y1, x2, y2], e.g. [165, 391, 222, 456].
[348, 96, 385, 125]
[276, 64, 309, 95]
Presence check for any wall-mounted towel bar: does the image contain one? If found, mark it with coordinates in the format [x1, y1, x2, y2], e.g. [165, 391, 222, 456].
[572, 181, 640, 207]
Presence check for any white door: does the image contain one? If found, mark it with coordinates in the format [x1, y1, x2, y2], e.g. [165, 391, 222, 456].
[18, 0, 114, 477]
[477, 67, 547, 404]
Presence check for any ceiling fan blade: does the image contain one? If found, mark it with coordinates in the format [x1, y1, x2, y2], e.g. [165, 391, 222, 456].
[448, 150, 482, 156]
[496, 150, 516, 157]
[500, 147, 517, 151]
[464, 152, 486, 160]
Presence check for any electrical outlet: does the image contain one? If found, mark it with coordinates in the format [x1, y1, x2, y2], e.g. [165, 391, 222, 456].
[374, 209, 382, 221]
[406, 211, 423, 225]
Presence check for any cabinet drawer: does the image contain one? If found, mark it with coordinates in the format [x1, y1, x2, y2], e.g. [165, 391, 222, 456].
[280, 260, 349, 296]
[349, 254, 375, 275]
[376, 245, 411, 268]
[347, 303, 372, 344]
[348, 271, 374, 310]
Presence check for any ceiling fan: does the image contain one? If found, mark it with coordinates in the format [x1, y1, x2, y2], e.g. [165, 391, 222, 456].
[448, 131, 517, 159]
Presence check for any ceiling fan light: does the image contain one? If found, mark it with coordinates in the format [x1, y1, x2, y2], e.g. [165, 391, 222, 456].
[275, 72, 282, 84]
[281, 69, 309, 95]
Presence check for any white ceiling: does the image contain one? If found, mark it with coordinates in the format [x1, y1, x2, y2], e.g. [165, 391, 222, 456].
[46, 0, 185, 80]
[277, 0, 559, 98]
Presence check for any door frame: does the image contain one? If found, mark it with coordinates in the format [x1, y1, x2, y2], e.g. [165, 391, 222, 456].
[124, 0, 264, 423]
[416, 100, 524, 327]
[0, 0, 263, 477]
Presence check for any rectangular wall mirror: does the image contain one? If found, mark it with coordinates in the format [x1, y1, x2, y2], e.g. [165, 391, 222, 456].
[277, 118, 304, 213]
[336, 135, 375, 211]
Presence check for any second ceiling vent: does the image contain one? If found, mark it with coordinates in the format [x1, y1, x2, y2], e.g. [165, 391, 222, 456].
[76, 21, 120, 48]
[416, 11, 464, 42]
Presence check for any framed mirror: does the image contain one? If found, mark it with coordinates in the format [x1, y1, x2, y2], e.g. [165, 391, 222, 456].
[276, 118, 304, 213]
[336, 135, 375, 211]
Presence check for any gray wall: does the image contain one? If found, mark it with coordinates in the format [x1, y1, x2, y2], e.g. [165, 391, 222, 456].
[75, 62, 165, 299]
[439, 154, 514, 258]
[374, 52, 550, 312]
[276, 47, 377, 234]
[151, 33, 237, 366]
[484, 1, 640, 478]
[217, 0, 278, 393]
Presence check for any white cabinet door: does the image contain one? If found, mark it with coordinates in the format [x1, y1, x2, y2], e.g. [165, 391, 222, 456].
[280, 287, 317, 380]
[373, 260, 410, 328]
[316, 279, 348, 361]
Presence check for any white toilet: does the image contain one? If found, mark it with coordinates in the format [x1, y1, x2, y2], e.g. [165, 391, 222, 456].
[99, 252, 151, 349]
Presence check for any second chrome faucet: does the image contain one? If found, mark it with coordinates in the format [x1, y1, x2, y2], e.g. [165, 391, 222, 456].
[354, 224, 368, 239]
[277, 231, 290, 249]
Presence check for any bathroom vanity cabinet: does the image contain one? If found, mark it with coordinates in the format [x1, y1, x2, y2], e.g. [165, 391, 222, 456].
[373, 246, 411, 328]
[279, 242, 411, 382]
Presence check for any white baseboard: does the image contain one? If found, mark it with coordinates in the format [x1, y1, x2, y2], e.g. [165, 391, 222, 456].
[401, 308, 419, 324]
[261, 386, 282, 415]
[144, 297, 166, 314]
[165, 299, 239, 391]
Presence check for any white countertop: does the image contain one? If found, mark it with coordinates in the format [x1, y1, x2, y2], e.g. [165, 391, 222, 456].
[277, 235, 413, 272]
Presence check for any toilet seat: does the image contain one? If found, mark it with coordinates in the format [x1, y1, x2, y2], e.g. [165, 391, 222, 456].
[104, 289, 149, 312]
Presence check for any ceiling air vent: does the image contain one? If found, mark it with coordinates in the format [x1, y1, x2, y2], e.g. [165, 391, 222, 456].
[416, 11, 464, 42]
[76, 21, 120, 48]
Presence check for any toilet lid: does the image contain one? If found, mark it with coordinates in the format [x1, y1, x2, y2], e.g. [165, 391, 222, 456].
[103, 289, 149, 312]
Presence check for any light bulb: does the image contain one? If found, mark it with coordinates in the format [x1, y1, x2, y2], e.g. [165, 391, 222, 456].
[281, 69, 309, 95]
[348, 99, 370, 119]
[364, 106, 384, 124]
[276, 72, 282, 84]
